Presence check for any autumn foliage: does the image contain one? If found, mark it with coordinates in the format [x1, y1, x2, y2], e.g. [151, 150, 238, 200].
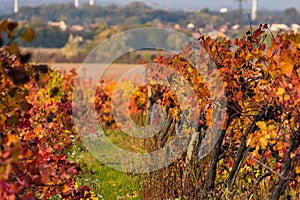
[93, 25, 299, 199]
[0, 20, 96, 199]
[197, 26, 299, 199]
[0, 18, 299, 200]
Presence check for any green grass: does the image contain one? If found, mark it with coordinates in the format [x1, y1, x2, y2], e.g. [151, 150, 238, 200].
[67, 143, 142, 199]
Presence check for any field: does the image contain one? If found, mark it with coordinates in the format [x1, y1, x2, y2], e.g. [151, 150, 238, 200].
[47, 63, 139, 80]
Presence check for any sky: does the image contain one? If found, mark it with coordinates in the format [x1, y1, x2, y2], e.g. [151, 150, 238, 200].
[0, 0, 300, 12]
[115, 0, 300, 11]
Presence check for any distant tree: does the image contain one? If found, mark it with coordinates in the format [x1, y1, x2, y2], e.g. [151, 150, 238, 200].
[283, 8, 300, 25]
[62, 34, 84, 60]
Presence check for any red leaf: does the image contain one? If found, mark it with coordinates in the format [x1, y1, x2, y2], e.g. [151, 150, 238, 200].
[259, 43, 266, 51]
[233, 38, 238, 45]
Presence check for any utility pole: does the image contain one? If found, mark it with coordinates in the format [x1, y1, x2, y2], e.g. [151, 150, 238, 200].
[251, 0, 257, 21]
[14, 0, 18, 13]
[74, 0, 79, 8]
[89, 0, 94, 6]
[238, 0, 243, 25]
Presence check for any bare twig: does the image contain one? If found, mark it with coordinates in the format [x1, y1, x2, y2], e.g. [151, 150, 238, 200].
[249, 156, 289, 180]
[247, 13, 253, 34]
[246, 172, 272, 199]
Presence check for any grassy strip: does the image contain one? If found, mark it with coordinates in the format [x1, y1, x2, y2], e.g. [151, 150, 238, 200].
[67, 138, 142, 199]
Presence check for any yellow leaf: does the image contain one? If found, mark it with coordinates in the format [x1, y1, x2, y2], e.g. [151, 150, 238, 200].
[7, 133, 19, 145]
[259, 137, 268, 150]
[0, 114, 7, 123]
[74, 181, 79, 189]
[246, 134, 254, 147]
[256, 121, 267, 130]
[269, 130, 277, 145]
[252, 146, 260, 157]
[245, 53, 252, 61]
[276, 87, 285, 96]
[187, 66, 194, 73]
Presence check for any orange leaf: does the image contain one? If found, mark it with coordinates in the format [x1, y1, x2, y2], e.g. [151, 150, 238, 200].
[236, 90, 243, 100]
[280, 62, 294, 77]
[296, 166, 300, 174]
[206, 110, 212, 127]
[34, 124, 43, 137]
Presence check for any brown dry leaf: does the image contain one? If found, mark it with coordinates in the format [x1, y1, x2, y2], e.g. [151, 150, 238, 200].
[21, 28, 35, 42]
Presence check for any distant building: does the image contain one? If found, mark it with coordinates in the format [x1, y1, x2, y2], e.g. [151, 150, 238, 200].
[174, 24, 181, 30]
[218, 25, 228, 33]
[219, 8, 228, 13]
[232, 24, 240, 30]
[187, 23, 195, 29]
[70, 25, 84, 32]
[291, 24, 299, 33]
[291, 24, 299, 29]
[270, 24, 289, 32]
[48, 21, 67, 31]
[209, 31, 227, 39]
[156, 23, 163, 28]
